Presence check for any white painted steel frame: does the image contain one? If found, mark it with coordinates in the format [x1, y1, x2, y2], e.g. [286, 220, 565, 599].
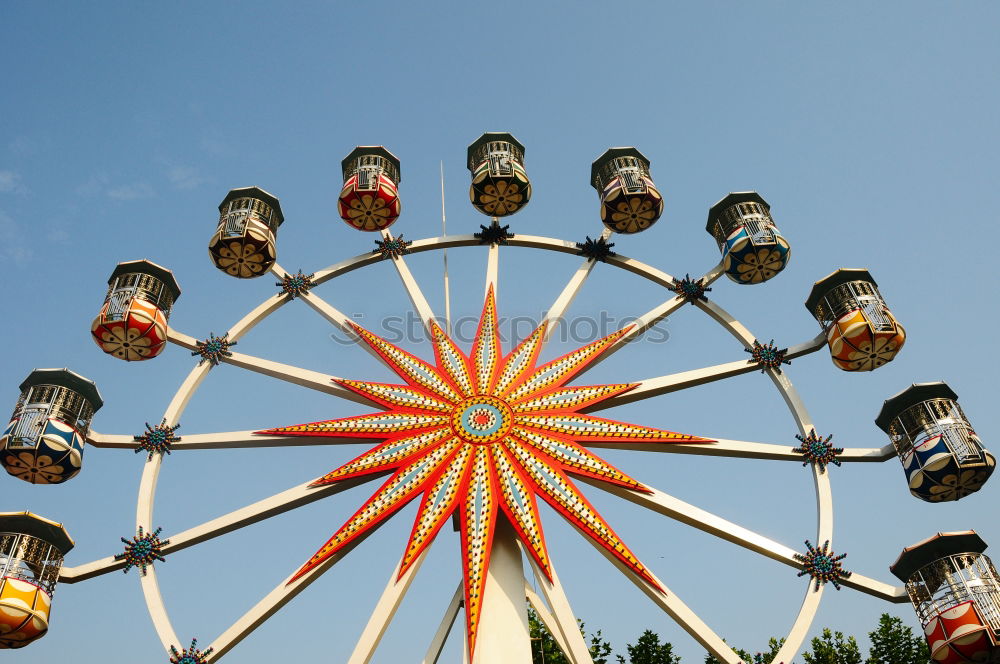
[69, 238, 911, 663]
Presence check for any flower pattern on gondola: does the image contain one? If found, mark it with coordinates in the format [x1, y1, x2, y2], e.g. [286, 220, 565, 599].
[0, 576, 51, 648]
[470, 159, 531, 217]
[91, 297, 168, 361]
[923, 601, 999, 664]
[901, 433, 996, 503]
[0, 417, 85, 484]
[209, 208, 277, 279]
[825, 308, 905, 372]
[721, 227, 791, 285]
[215, 242, 268, 278]
[599, 176, 663, 234]
[338, 172, 401, 231]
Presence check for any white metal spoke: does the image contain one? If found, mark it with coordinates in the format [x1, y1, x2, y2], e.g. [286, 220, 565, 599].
[524, 554, 593, 664]
[60, 474, 380, 583]
[525, 586, 577, 664]
[485, 239, 499, 297]
[540, 227, 609, 344]
[422, 582, 464, 664]
[296, 290, 391, 366]
[166, 328, 376, 407]
[205, 527, 381, 661]
[581, 476, 801, 564]
[220, 350, 375, 405]
[348, 548, 432, 664]
[574, 526, 742, 664]
[382, 228, 438, 333]
[90, 428, 893, 459]
[87, 429, 379, 450]
[584, 332, 826, 412]
[568, 260, 725, 379]
[583, 436, 896, 462]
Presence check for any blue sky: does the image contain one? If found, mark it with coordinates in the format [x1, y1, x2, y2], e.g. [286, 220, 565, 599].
[2, 2, 999, 662]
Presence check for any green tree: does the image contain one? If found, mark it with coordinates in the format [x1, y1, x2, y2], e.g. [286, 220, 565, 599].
[528, 607, 616, 664]
[866, 614, 928, 664]
[617, 629, 681, 664]
[801, 629, 862, 664]
[704, 637, 784, 664]
[703, 645, 753, 664]
[590, 629, 614, 664]
[529, 607, 569, 664]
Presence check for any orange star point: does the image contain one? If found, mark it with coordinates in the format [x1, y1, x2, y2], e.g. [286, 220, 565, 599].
[258, 288, 711, 655]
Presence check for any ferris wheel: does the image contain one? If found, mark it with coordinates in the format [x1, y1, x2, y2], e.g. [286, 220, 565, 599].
[2, 134, 998, 664]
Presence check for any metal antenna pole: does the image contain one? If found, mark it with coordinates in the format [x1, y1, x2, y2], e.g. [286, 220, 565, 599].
[441, 161, 452, 335]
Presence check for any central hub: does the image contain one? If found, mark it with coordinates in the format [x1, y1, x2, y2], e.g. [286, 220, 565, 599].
[451, 396, 513, 445]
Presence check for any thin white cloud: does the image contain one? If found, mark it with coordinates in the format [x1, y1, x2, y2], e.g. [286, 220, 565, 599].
[0, 210, 34, 264]
[47, 228, 71, 244]
[167, 166, 205, 190]
[8, 135, 51, 156]
[75, 174, 110, 197]
[0, 170, 26, 194]
[107, 182, 154, 200]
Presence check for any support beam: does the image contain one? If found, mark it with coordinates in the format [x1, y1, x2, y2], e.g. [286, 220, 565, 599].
[473, 519, 532, 664]
[348, 549, 431, 664]
[422, 583, 464, 664]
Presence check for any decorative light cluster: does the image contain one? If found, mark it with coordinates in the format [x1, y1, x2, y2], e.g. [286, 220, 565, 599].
[794, 539, 851, 591]
[133, 419, 181, 460]
[475, 222, 514, 245]
[793, 429, 842, 472]
[276, 270, 314, 298]
[193, 332, 236, 366]
[575, 235, 617, 262]
[671, 274, 711, 304]
[373, 235, 412, 259]
[116, 526, 169, 576]
[168, 638, 214, 664]
[745, 339, 790, 373]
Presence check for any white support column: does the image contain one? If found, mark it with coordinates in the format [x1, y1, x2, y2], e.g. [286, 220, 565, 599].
[422, 583, 464, 664]
[347, 549, 431, 664]
[541, 227, 610, 343]
[525, 555, 593, 664]
[525, 586, 577, 664]
[485, 240, 499, 298]
[473, 518, 532, 664]
[382, 229, 437, 333]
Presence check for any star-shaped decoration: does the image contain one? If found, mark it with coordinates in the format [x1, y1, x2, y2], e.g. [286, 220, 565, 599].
[794, 540, 851, 591]
[257, 286, 713, 657]
[373, 235, 412, 259]
[793, 429, 842, 472]
[475, 222, 514, 245]
[116, 526, 169, 576]
[575, 235, 617, 262]
[134, 419, 181, 460]
[745, 339, 790, 373]
[277, 270, 315, 298]
[168, 638, 213, 664]
[193, 333, 235, 366]
[670, 274, 711, 304]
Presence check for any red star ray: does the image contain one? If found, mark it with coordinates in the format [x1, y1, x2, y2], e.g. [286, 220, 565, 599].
[256, 286, 714, 658]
